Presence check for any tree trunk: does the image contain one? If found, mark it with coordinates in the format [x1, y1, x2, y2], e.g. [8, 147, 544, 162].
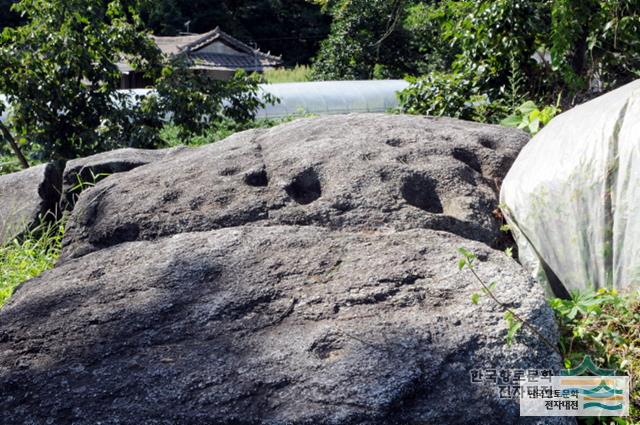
[0, 121, 29, 169]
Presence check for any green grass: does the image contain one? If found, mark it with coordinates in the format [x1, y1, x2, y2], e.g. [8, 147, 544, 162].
[160, 120, 245, 147]
[0, 154, 25, 175]
[263, 65, 311, 84]
[0, 219, 64, 307]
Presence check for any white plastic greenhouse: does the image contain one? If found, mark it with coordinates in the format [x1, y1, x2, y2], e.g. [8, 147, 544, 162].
[255, 80, 409, 118]
[0, 80, 409, 123]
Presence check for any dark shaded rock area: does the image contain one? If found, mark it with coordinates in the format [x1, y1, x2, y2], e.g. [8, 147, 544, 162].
[1, 226, 569, 425]
[0, 162, 62, 244]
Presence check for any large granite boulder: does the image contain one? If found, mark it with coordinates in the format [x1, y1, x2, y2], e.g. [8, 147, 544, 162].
[0, 226, 567, 425]
[1, 114, 566, 424]
[60, 114, 528, 262]
[62, 146, 186, 209]
[0, 162, 62, 244]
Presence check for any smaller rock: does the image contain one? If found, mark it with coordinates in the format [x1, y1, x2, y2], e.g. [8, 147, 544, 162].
[0, 163, 62, 244]
[61, 147, 186, 209]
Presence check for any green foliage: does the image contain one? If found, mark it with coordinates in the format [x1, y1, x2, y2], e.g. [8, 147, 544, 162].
[0, 218, 64, 308]
[0, 154, 24, 175]
[0, 0, 330, 66]
[551, 288, 640, 423]
[149, 60, 276, 141]
[402, 1, 455, 75]
[398, 72, 478, 119]
[504, 311, 523, 346]
[139, 0, 330, 66]
[459, 249, 640, 421]
[551, 0, 640, 93]
[397, 0, 640, 125]
[160, 114, 314, 147]
[458, 247, 562, 352]
[501, 100, 560, 135]
[160, 122, 240, 148]
[458, 247, 528, 346]
[311, 0, 416, 80]
[264, 65, 311, 84]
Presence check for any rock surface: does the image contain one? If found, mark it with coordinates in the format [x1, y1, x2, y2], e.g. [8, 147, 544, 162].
[61, 114, 528, 262]
[0, 114, 568, 424]
[62, 147, 185, 209]
[0, 162, 62, 244]
[0, 225, 567, 425]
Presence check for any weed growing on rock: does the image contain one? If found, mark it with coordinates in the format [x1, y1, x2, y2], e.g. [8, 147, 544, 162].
[457, 247, 559, 352]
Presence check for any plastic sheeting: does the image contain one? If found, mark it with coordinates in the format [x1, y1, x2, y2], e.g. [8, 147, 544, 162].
[255, 80, 409, 118]
[500, 80, 640, 295]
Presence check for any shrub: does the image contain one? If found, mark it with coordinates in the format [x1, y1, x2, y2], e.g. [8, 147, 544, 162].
[160, 115, 313, 147]
[550, 288, 640, 423]
[398, 72, 479, 119]
[263, 65, 311, 84]
[500, 100, 560, 135]
[398, 0, 640, 124]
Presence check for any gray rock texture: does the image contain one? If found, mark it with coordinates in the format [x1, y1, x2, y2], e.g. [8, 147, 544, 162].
[0, 162, 62, 244]
[62, 146, 185, 209]
[0, 226, 568, 425]
[0, 115, 568, 424]
[60, 114, 528, 262]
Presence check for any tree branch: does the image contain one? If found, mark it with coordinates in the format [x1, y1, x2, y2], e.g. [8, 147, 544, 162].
[0, 121, 29, 169]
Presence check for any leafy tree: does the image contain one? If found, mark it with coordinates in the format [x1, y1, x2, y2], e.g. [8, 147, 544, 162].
[0, 0, 272, 163]
[0, 0, 330, 66]
[400, 0, 550, 120]
[311, 0, 417, 80]
[0, 0, 164, 160]
[399, 0, 640, 122]
[148, 59, 275, 140]
[550, 0, 640, 94]
[402, 1, 456, 75]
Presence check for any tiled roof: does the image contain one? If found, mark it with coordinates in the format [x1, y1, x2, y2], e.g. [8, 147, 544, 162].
[151, 27, 282, 67]
[191, 52, 281, 71]
[118, 27, 281, 75]
[152, 34, 203, 55]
